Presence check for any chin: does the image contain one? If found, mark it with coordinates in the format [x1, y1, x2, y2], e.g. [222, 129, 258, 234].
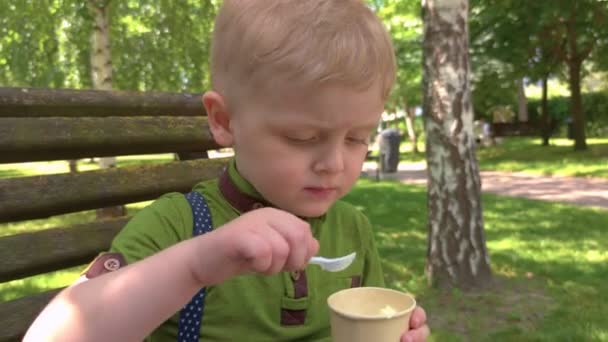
[292, 203, 333, 218]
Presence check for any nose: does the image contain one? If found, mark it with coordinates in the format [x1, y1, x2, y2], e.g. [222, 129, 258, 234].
[313, 143, 345, 174]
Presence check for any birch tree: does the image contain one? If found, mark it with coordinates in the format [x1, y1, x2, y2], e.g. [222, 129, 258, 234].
[422, 0, 492, 289]
[89, 0, 125, 218]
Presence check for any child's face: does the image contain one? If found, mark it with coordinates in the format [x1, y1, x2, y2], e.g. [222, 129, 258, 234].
[227, 85, 384, 217]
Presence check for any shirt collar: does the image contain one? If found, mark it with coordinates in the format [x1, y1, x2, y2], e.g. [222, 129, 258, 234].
[219, 159, 272, 213]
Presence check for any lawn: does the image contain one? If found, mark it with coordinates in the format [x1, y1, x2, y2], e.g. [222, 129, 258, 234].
[345, 180, 608, 341]
[367, 137, 608, 179]
[1, 179, 607, 341]
[0, 154, 175, 179]
[476, 138, 608, 179]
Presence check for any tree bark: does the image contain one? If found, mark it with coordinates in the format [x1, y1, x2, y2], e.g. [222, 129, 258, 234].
[404, 104, 419, 154]
[68, 159, 78, 173]
[90, 0, 125, 218]
[541, 76, 551, 146]
[566, 11, 588, 151]
[568, 59, 586, 150]
[517, 78, 528, 122]
[422, 0, 492, 289]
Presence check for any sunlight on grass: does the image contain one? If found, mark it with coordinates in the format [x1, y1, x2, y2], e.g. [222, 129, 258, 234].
[477, 137, 608, 178]
[0, 154, 175, 179]
[344, 179, 608, 341]
[0, 201, 153, 302]
[0, 202, 152, 238]
[0, 267, 81, 302]
[1, 177, 607, 341]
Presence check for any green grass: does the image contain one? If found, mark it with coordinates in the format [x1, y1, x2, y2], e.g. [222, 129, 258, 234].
[476, 137, 608, 179]
[368, 137, 608, 178]
[1, 180, 606, 341]
[344, 180, 608, 341]
[0, 154, 175, 179]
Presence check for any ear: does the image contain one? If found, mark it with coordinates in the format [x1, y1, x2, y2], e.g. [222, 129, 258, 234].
[202, 91, 233, 147]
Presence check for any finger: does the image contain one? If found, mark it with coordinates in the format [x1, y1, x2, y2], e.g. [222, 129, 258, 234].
[265, 213, 312, 271]
[401, 324, 430, 342]
[234, 230, 273, 274]
[306, 236, 320, 262]
[259, 226, 290, 274]
[272, 224, 308, 271]
[409, 306, 427, 329]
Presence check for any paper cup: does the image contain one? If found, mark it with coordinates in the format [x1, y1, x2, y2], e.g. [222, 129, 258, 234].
[327, 287, 416, 342]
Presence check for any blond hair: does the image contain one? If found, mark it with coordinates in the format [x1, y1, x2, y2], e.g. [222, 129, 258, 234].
[210, 0, 396, 108]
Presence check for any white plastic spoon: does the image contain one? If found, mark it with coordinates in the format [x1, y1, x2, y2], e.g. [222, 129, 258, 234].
[308, 252, 356, 272]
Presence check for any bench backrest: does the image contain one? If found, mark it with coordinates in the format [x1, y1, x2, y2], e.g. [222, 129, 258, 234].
[491, 122, 539, 137]
[0, 87, 228, 341]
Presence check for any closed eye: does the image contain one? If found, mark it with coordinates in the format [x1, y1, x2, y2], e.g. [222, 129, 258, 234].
[286, 135, 319, 144]
[346, 137, 369, 145]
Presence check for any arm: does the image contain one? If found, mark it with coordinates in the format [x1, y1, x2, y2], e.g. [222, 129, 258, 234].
[24, 208, 319, 342]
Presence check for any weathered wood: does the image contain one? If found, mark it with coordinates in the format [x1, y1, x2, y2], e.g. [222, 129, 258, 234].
[491, 122, 539, 137]
[0, 87, 205, 117]
[0, 116, 220, 163]
[0, 218, 128, 282]
[0, 158, 229, 223]
[0, 289, 61, 342]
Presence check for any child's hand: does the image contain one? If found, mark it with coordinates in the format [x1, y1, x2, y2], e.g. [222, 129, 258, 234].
[401, 306, 430, 342]
[191, 207, 319, 285]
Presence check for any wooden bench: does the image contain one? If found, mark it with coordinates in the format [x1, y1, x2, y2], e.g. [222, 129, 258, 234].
[0, 87, 229, 342]
[490, 122, 539, 137]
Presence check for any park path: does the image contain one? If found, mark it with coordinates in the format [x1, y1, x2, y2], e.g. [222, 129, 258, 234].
[362, 162, 608, 210]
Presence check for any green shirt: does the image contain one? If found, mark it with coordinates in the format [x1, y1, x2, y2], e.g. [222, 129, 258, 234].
[110, 161, 385, 341]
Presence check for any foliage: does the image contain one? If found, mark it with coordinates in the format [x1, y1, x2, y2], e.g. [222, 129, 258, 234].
[471, 64, 518, 121]
[527, 91, 608, 136]
[470, 0, 608, 149]
[373, 0, 423, 111]
[0, 0, 217, 92]
[0, 1, 92, 88]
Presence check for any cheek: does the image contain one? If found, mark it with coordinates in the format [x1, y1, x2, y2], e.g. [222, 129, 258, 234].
[344, 151, 366, 178]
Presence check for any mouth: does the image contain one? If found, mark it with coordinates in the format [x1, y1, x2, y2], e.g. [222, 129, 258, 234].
[303, 187, 338, 198]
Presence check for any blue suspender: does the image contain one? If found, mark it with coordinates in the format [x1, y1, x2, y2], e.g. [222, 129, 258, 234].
[177, 192, 213, 342]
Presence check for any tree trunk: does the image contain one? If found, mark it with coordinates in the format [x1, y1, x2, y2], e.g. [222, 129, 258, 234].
[566, 16, 587, 151]
[567, 59, 587, 150]
[422, 0, 492, 289]
[90, 0, 125, 218]
[541, 76, 551, 146]
[68, 159, 78, 173]
[404, 104, 419, 154]
[517, 78, 528, 122]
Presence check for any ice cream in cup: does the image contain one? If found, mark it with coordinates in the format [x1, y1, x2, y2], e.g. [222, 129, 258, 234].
[327, 287, 416, 342]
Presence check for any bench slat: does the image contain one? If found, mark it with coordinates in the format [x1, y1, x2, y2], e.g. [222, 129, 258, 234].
[0, 116, 219, 163]
[0, 87, 204, 117]
[0, 289, 61, 342]
[0, 158, 229, 223]
[491, 122, 539, 137]
[0, 218, 128, 282]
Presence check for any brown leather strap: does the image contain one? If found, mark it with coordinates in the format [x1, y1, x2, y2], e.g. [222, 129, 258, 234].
[218, 168, 271, 213]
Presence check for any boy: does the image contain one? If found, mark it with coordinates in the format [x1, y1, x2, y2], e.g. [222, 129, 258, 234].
[25, 0, 429, 341]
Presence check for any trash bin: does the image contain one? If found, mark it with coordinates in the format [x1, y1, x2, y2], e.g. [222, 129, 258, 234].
[378, 128, 401, 173]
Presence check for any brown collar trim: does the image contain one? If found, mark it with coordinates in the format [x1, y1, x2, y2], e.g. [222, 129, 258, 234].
[219, 167, 271, 213]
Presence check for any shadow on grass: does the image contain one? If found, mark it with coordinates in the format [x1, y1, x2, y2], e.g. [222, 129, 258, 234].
[344, 179, 608, 341]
